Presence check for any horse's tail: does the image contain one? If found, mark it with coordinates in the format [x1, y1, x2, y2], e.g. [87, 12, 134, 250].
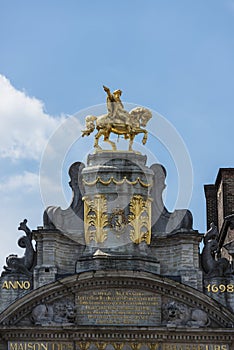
[82, 115, 97, 137]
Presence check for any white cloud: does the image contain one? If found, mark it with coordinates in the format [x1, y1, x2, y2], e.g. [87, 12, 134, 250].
[0, 75, 65, 160]
[0, 171, 39, 193]
[0, 76, 86, 272]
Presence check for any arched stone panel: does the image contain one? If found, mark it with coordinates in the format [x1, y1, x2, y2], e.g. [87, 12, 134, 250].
[0, 270, 233, 329]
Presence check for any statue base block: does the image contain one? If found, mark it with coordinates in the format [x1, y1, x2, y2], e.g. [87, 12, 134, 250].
[76, 256, 160, 275]
[76, 248, 160, 275]
[82, 151, 154, 249]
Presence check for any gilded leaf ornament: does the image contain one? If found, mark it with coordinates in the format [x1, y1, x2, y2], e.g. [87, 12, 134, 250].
[83, 195, 109, 244]
[128, 195, 152, 244]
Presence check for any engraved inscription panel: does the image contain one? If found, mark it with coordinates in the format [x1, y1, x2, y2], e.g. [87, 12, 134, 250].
[76, 288, 161, 325]
[8, 342, 230, 350]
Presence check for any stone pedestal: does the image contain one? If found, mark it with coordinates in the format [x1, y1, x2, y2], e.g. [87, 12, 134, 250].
[76, 241, 160, 274]
[81, 151, 154, 250]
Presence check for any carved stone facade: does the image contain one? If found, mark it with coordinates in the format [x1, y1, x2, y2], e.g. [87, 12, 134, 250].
[0, 150, 234, 348]
[203, 169, 234, 315]
[0, 272, 234, 347]
[204, 168, 234, 231]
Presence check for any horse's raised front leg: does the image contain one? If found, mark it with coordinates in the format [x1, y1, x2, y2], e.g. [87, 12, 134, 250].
[142, 130, 148, 145]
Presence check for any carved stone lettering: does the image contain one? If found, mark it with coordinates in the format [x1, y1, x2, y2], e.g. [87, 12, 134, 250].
[8, 343, 230, 350]
[161, 345, 229, 350]
[2, 280, 31, 289]
[8, 343, 74, 350]
[76, 288, 161, 325]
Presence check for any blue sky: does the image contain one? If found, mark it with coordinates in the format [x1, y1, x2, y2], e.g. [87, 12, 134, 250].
[0, 0, 234, 269]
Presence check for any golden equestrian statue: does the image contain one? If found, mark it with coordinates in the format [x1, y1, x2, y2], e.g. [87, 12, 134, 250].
[82, 86, 152, 151]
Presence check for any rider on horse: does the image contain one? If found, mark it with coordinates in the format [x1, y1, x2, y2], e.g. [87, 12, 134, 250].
[103, 85, 129, 124]
[82, 86, 152, 151]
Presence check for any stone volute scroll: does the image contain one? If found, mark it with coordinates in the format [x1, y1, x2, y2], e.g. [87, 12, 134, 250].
[150, 163, 194, 235]
[43, 161, 85, 240]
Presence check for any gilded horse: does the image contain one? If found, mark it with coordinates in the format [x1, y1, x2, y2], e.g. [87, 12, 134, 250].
[82, 107, 152, 151]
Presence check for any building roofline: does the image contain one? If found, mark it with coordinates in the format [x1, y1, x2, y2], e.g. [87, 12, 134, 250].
[218, 214, 234, 248]
[215, 168, 234, 187]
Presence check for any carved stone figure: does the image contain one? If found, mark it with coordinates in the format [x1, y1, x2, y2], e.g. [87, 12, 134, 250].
[162, 300, 210, 327]
[53, 299, 76, 323]
[150, 164, 193, 234]
[31, 304, 53, 325]
[1, 219, 36, 277]
[43, 162, 85, 234]
[103, 85, 129, 124]
[201, 223, 230, 277]
[31, 298, 76, 325]
[82, 86, 152, 151]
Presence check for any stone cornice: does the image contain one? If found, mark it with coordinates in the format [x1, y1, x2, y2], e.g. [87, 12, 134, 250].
[151, 231, 203, 244]
[0, 326, 234, 342]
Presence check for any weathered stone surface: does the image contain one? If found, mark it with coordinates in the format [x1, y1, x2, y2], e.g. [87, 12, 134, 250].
[151, 232, 203, 290]
[33, 230, 84, 288]
[203, 276, 234, 312]
[76, 252, 160, 275]
[0, 274, 32, 313]
[1, 271, 233, 328]
[1, 151, 233, 350]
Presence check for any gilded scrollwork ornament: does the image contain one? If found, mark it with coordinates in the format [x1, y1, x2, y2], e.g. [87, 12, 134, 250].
[113, 343, 124, 350]
[128, 195, 152, 244]
[77, 342, 91, 350]
[96, 343, 107, 350]
[83, 194, 109, 244]
[147, 344, 160, 350]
